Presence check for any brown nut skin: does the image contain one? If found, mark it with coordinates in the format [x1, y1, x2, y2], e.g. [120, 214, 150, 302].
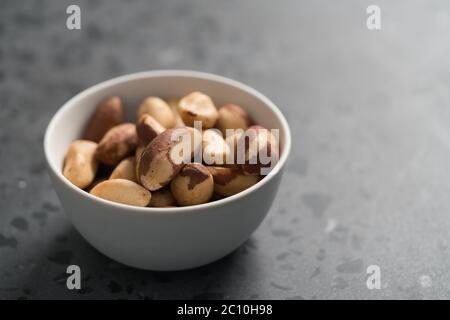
[134, 145, 145, 183]
[95, 123, 138, 166]
[90, 179, 151, 207]
[178, 92, 219, 129]
[239, 125, 279, 175]
[136, 114, 165, 146]
[202, 129, 231, 166]
[207, 166, 259, 197]
[137, 97, 176, 128]
[109, 157, 137, 182]
[149, 188, 176, 207]
[84, 96, 123, 142]
[215, 104, 252, 135]
[138, 127, 192, 191]
[63, 140, 99, 189]
[170, 163, 214, 206]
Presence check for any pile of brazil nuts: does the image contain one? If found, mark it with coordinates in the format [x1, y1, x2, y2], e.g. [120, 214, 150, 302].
[62, 92, 279, 207]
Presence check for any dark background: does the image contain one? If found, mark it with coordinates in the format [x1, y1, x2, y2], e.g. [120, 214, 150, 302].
[1, 0, 450, 299]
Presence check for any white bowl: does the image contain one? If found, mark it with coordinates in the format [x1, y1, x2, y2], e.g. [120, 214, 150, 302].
[44, 70, 291, 271]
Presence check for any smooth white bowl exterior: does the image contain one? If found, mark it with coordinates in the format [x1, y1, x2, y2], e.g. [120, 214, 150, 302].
[44, 71, 291, 271]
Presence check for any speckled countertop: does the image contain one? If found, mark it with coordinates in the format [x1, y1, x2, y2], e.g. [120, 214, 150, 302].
[1, 0, 450, 300]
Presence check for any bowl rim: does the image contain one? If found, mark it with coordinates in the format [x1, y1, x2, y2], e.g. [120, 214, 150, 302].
[44, 70, 292, 214]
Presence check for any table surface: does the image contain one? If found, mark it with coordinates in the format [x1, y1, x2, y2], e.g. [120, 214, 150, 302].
[1, 0, 450, 299]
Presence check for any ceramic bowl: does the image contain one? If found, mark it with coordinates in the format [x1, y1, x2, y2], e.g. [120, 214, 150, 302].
[44, 70, 291, 271]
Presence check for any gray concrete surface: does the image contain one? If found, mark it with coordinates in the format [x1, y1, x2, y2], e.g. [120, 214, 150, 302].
[1, 0, 450, 299]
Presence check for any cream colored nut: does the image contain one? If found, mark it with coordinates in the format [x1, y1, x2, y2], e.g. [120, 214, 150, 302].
[149, 188, 176, 207]
[173, 126, 202, 161]
[95, 123, 138, 166]
[84, 96, 124, 142]
[136, 114, 165, 146]
[170, 163, 214, 206]
[168, 98, 186, 127]
[90, 179, 151, 207]
[63, 140, 98, 189]
[207, 166, 259, 197]
[224, 130, 244, 165]
[240, 125, 279, 175]
[138, 128, 192, 191]
[109, 157, 137, 182]
[215, 104, 252, 135]
[87, 178, 107, 193]
[137, 96, 176, 128]
[202, 129, 231, 165]
[178, 92, 219, 129]
[186, 126, 203, 160]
